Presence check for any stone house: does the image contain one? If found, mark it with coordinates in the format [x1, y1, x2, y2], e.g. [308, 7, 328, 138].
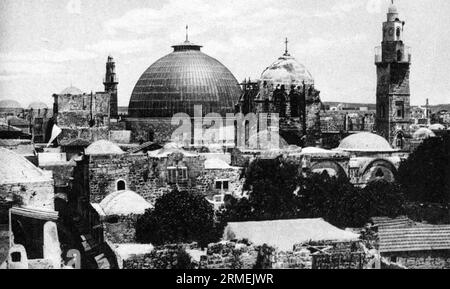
[371, 216, 450, 269]
[91, 190, 152, 244]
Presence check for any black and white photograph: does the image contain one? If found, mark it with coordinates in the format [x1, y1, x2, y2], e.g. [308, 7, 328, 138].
[0, 0, 449, 278]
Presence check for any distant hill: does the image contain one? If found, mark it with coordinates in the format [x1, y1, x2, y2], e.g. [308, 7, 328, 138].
[323, 102, 376, 110]
[429, 104, 450, 112]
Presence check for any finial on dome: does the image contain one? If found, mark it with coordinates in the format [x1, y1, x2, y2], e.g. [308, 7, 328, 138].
[185, 25, 189, 43]
[284, 37, 290, 56]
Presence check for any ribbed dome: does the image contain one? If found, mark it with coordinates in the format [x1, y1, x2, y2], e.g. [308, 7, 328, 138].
[0, 99, 22, 109]
[60, 86, 83, 95]
[338, 132, 393, 152]
[261, 54, 314, 89]
[128, 41, 242, 117]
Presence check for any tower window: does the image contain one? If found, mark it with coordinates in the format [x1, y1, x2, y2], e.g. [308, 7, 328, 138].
[396, 28, 401, 39]
[396, 101, 405, 118]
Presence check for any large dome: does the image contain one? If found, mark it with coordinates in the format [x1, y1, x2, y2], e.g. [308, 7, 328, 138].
[261, 53, 314, 89]
[128, 40, 242, 118]
[338, 132, 394, 152]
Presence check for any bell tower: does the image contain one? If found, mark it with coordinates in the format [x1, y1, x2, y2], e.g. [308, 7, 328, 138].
[375, 1, 411, 149]
[104, 55, 118, 118]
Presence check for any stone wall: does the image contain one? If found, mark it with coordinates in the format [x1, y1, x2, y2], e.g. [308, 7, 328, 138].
[195, 168, 244, 199]
[88, 154, 163, 204]
[125, 117, 178, 143]
[122, 243, 200, 269]
[103, 215, 139, 244]
[0, 181, 54, 211]
[383, 250, 450, 269]
[58, 127, 110, 143]
[119, 240, 366, 270]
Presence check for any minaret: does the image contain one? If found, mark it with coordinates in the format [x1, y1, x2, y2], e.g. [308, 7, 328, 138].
[104, 55, 118, 118]
[375, 1, 411, 149]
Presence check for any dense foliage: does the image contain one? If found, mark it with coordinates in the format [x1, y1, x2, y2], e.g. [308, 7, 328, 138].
[222, 158, 406, 228]
[397, 134, 450, 204]
[136, 190, 224, 247]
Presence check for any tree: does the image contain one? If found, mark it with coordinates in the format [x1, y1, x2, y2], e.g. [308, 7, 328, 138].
[243, 157, 300, 220]
[397, 135, 450, 204]
[136, 190, 224, 248]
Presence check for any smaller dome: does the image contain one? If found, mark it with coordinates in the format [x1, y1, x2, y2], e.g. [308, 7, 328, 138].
[338, 132, 393, 152]
[100, 190, 152, 216]
[429, 124, 445, 131]
[0, 99, 22, 109]
[28, 102, 48, 110]
[413, 128, 436, 140]
[60, 86, 83, 95]
[85, 140, 124, 155]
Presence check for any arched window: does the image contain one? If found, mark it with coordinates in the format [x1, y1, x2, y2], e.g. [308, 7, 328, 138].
[396, 27, 401, 39]
[116, 180, 126, 191]
[396, 133, 404, 149]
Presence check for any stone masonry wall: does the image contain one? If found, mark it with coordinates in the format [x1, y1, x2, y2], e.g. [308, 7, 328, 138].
[0, 181, 54, 211]
[383, 250, 450, 269]
[195, 168, 244, 199]
[104, 215, 139, 244]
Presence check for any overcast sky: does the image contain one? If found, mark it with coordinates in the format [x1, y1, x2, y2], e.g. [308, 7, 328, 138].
[0, 0, 449, 107]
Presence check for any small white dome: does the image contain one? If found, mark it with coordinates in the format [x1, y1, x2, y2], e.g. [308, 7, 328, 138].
[413, 128, 436, 140]
[100, 190, 152, 216]
[60, 86, 83, 95]
[338, 132, 393, 152]
[85, 140, 124, 155]
[429, 124, 445, 131]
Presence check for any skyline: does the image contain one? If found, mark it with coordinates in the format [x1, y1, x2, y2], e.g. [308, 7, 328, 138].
[1, 0, 450, 107]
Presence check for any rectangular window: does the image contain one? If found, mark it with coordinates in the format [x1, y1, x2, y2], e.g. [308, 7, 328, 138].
[215, 180, 230, 191]
[167, 167, 188, 184]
